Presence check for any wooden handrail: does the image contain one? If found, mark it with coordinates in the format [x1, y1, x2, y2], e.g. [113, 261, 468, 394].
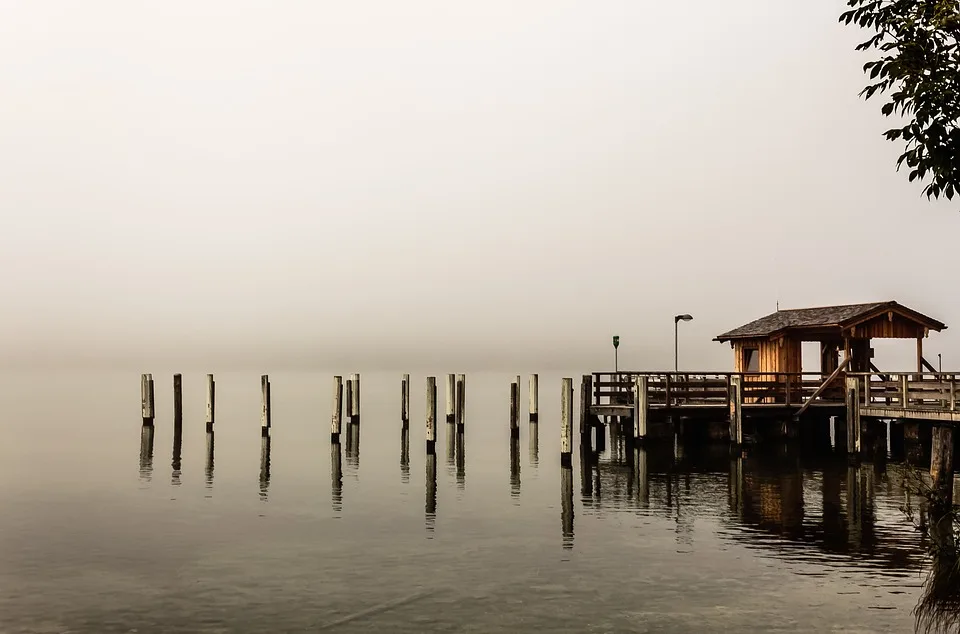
[794, 356, 851, 419]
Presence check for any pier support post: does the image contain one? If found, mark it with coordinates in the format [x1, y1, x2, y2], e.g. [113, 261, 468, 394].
[729, 375, 743, 447]
[931, 425, 955, 506]
[173, 374, 183, 426]
[141, 374, 155, 426]
[456, 374, 465, 432]
[350, 373, 360, 425]
[261, 375, 271, 437]
[331, 376, 343, 442]
[345, 378, 354, 424]
[845, 376, 861, 457]
[561, 378, 573, 466]
[205, 374, 215, 432]
[426, 376, 437, 454]
[446, 374, 456, 424]
[529, 374, 539, 423]
[633, 376, 649, 441]
[401, 374, 410, 429]
[510, 381, 520, 439]
[579, 375, 592, 453]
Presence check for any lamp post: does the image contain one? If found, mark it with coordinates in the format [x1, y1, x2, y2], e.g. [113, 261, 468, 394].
[938, 353, 942, 373]
[613, 335, 620, 373]
[674, 314, 693, 372]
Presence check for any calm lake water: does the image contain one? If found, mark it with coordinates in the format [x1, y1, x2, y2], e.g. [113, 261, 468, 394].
[0, 371, 934, 633]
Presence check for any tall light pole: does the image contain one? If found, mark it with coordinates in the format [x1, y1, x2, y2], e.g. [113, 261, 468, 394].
[613, 335, 620, 373]
[674, 314, 693, 372]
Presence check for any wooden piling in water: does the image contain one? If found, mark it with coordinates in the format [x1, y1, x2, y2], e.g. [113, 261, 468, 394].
[579, 375, 591, 452]
[345, 377, 354, 422]
[141, 374, 155, 426]
[401, 374, 410, 428]
[633, 376, 649, 441]
[845, 376, 861, 456]
[426, 376, 437, 454]
[261, 375, 271, 437]
[561, 378, 573, 466]
[331, 376, 343, 442]
[350, 374, 360, 425]
[456, 374, 465, 432]
[446, 374, 456, 424]
[205, 374, 215, 432]
[514, 375, 522, 425]
[510, 381, 520, 439]
[931, 425, 955, 506]
[529, 374, 539, 423]
[173, 373, 183, 426]
[729, 375, 743, 446]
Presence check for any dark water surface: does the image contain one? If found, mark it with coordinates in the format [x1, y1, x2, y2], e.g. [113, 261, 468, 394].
[0, 371, 933, 633]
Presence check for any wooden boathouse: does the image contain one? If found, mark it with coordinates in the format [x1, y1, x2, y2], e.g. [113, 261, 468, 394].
[586, 301, 957, 456]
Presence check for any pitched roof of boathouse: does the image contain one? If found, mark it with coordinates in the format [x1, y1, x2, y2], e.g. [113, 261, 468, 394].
[714, 301, 946, 342]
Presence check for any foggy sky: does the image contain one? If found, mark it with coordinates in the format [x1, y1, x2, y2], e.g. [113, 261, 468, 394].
[1, 1, 957, 372]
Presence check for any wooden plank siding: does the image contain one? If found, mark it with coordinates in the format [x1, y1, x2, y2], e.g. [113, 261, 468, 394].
[853, 312, 927, 339]
[733, 337, 801, 403]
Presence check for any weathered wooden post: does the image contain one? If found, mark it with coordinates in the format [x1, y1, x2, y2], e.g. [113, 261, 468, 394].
[261, 374, 271, 437]
[529, 374, 539, 423]
[456, 374, 465, 431]
[845, 376, 862, 456]
[205, 374, 215, 432]
[331, 376, 343, 442]
[401, 374, 410, 429]
[426, 376, 437, 454]
[141, 374, 155, 426]
[514, 375, 522, 425]
[633, 376, 649, 441]
[350, 373, 360, 425]
[729, 375, 743, 446]
[561, 378, 573, 466]
[446, 374, 456, 424]
[173, 373, 183, 426]
[931, 425, 955, 506]
[579, 375, 592, 453]
[510, 381, 520, 439]
[345, 377, 354, 422]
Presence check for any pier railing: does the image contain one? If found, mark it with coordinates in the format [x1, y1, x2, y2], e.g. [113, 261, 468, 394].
[592, 372, 845, 409]
[850, 372, 959, 411]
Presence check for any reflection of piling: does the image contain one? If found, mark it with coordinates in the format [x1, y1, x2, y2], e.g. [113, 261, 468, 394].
[529, 421, 539, 467]
[510, 436, 521, 498]
[141, 374, 155, 426]
[426, 377, 437, 454]
[446, 421, 456, 468]
[635, 445, 650, 506]
[171, 422, 183, 487]
[579, 446, 592, 498]
[509, 381, 519, 439]
[205, 431, 214, 489]
[261, 375, 272, 437]
[139, 424, 155, 481]
[401, 374, 410, 429]
[728, 456, 743, 516]
[561, 378, 573, 466]
[331, 376, 343, 442]
[347, 422, 360, 469]
[456, 374, 465, 432]
[205, 374, 215, 432]
[400, 427, 410, 484]
[529, 374, 539, 423]
[173, 373, 183, 427]
[259, 435, 271, 501]
[425, 452, 437, 534]
[446, 374, 456, 424]
[331, 440, 343, 514]
[561, 465, 574, 550]
[456, 430, 465, 489]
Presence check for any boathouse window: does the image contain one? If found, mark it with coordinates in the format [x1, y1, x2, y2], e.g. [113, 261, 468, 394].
[743, 348, 760, 372]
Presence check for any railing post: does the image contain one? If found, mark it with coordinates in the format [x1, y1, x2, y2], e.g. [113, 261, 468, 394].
[784, 374, 792, 406]
[901, 374, 909, 407]
[950, 376, 956, 412]
[845, 376, 861, 455]
[863, 373, 871, 407]
[664, 374, 671, 409]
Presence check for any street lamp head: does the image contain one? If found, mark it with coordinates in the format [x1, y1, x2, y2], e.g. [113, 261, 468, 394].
[675, 314, 693, 323]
